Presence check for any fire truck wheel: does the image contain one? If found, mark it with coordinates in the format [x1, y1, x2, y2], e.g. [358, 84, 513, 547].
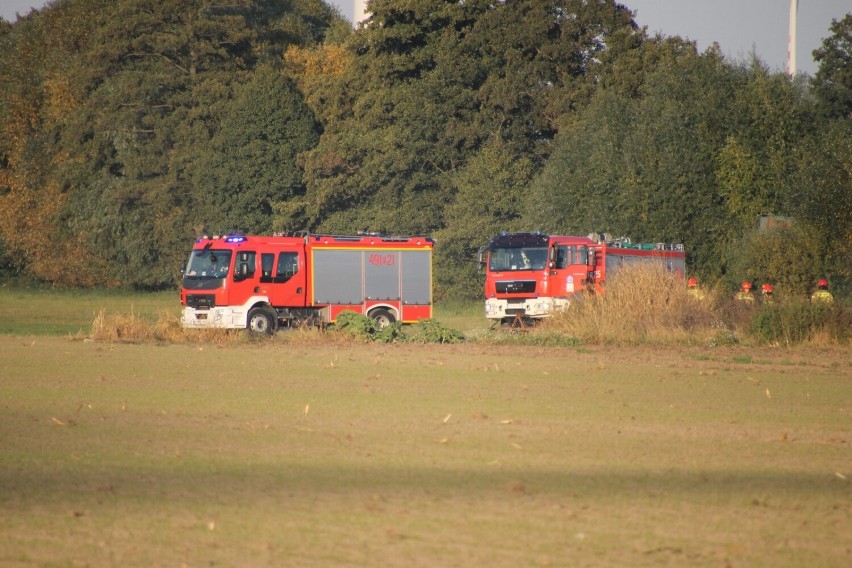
[369, 309, 396, 329]
[247, 307, 276, 335]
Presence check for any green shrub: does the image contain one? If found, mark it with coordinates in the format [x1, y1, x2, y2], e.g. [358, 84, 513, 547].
[723, 225, 825, 297]
[375, 321, 406, 344]
[409, 319, 464, 344]
[333, 311, 376, 340]
[333, 312, 464, 344]
[750, 300, 850, 345]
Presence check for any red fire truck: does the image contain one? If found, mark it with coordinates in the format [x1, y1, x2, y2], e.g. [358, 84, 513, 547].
[480, 232, 685, 324]
[181, 233, 434, 333]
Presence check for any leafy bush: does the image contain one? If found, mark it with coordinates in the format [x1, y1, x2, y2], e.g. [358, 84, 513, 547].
[408, 319, 464, 344]
[333, 311, 464, 344]
[375, 321, 406, 344]
[723, 225, 826, 297]
[750, 301, 850, 345]
[333, 311, 377, 341]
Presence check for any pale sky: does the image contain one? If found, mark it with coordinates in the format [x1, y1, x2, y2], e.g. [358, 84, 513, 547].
[2, 0, 849, 76]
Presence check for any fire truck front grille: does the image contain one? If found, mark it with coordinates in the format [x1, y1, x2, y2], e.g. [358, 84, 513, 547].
[187, 294, 215, 309]
[496, 280, 536, 294]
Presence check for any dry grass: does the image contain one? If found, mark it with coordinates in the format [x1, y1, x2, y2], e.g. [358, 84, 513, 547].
[546, 264, 721, 345]
[90, 308, 248, 345]
[89, 308, 383, 346]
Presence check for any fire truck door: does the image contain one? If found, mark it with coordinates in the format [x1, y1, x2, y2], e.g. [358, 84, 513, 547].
[550, 245, 587, 297]
[231, 250, 258, 304]
[267, 249, 306, 307]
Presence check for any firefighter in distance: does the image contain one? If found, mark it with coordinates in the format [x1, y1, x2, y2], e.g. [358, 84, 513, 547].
[735, 281, 755, 302]
[760, 283, 774, 303]
[811, 279, 834, 304]
[687, 277, 705, 300]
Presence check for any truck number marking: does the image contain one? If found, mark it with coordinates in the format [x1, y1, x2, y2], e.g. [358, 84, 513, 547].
[369, 254, 396, 266]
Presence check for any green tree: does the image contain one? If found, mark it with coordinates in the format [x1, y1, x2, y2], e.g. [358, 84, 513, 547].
[434, 138, 534, 299]
[289, 0, 489, 234]
[527, 41, 735, 277]
[811, 14, 852, 119]
[0, 0, 111, 285]
[787, 119, 852, 294]
[0, 0, 341, 287]
[289, 0, 639, 298]
[715, 64, 814, 228]
[197, 67, 320, 234]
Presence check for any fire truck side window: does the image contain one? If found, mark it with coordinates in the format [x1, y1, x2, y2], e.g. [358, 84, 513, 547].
[234, 251, 256, 281]
[555, 246, 568, 269]
[556, 246, 589, 266]
[275, 252, 299, 283]
[260, 253, 274, 283]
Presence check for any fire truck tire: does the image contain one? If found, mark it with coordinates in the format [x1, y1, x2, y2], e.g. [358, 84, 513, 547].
[369, 308, 396, 329]
[247, 307, 276, 335]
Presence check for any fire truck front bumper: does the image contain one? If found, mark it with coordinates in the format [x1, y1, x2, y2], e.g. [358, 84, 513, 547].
[182, 306, 246, 329]
[485, 297, 570, 320]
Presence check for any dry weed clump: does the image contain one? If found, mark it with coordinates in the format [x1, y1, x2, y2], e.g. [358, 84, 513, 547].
[90, 309, 244, 345]
[89, 309, 363, 346]
[546, 264, 719, 345]
[91, 308, 156, 342]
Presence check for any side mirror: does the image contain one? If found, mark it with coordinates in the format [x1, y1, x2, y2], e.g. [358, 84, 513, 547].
[477, 246, 488, 271]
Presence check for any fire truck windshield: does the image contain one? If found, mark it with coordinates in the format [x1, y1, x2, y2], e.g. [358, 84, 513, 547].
[185, 250, 232, 278]
[489, 247, 548, 272]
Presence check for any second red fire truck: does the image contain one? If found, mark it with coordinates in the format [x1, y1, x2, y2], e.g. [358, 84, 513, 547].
[181, 233, 434, 333]
[480, 232, 685, 324]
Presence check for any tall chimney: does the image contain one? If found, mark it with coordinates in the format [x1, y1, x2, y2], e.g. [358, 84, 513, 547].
[787, 0, 798, 76]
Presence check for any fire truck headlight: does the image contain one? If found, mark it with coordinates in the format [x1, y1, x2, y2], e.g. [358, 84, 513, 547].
[485, 302, 502, 316]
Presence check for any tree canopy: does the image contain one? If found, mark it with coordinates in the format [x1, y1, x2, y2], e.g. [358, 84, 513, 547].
[0, 0, 849, 296]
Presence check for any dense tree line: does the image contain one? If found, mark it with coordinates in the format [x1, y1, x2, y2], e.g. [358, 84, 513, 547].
[1, 1, 849, 298]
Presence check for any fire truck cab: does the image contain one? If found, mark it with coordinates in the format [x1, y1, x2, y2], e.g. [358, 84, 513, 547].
[181, 233, 433, 333]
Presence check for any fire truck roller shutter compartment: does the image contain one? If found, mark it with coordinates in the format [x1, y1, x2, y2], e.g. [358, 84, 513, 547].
[312, 250, 364, 304]
[365, 251, 400, 301]
[400, 250, 431, 305]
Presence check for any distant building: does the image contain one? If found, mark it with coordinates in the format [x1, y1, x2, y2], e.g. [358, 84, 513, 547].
[759, 215, 794, 232]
